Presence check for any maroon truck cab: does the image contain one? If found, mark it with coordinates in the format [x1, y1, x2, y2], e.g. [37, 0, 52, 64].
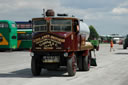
[31, 10, 94, 76]
[32, 17, 80, 52]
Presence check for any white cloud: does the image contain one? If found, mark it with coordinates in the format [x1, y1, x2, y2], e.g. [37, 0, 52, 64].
[112, 7, 128, 14]
[119, 1, 128, 8]
[0, 0, 60, 13]
[112, 1, 128, 15]
[0, 0, 128, 35]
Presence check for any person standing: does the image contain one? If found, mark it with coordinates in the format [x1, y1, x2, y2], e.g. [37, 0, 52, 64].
[110, 39, 114, 52]
[90, 38, 99, 66]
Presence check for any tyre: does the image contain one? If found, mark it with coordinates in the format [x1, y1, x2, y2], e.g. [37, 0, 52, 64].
[82, 54, 90, 71]
[8, 48, 13, 52]
[67, 55, 77, 76]
[77, 56, 83, 71]
[31, 56, 41, 76]
[123, 45, 127, 49]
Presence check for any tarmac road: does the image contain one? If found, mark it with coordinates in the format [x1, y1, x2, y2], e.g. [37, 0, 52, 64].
[0, 44, 128, 85]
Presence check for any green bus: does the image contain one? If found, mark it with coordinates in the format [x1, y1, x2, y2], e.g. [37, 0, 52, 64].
[0, 20, 17, 50]
[16, 21, 32, 49]
[17, 29, 32, 49]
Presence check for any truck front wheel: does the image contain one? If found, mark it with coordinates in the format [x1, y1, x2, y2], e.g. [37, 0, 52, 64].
[67, 55, 77, 76]
[31, 56, 41, 76]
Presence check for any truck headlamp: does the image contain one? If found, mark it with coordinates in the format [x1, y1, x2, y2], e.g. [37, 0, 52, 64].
[30, 52, 34, 57]
[64, 52, 68, 57]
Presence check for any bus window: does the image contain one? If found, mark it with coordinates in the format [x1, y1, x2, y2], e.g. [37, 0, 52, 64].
[17, 24, 20, 28]
[33, 20, 47, 32]
[18, 34, 25, 40]
[18, 33, 32, 40]
[12, 24, 16, 28]
[26, 34, 32, 40]
[0, 22, 8, 28]
[16, 24, 32, 29]
[51, 19, 72, 32]
[25, 24, 32, 28]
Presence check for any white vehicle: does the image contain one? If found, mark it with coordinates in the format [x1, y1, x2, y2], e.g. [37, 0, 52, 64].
[113, 38, 120, 44]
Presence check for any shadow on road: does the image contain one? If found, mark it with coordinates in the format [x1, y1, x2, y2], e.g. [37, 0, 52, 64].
[0, 68, 32, 78]
[115, 52, 128, 55]
[116, 48, 124, 50]
[0, 68, 69, 78]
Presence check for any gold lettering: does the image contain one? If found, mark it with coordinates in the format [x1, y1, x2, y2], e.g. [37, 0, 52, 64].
[44, 47, 53, 49]
[51, 36, 65, 42]
[33, 37, 41, 42]
[35, 47, 41, 49]
[34, 35, 65, 50]
[56, 47, 61, 49]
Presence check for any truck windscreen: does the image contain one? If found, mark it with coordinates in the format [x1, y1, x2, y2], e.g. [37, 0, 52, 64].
[33, 20, 47, 32]
[51, 19, 72, 32]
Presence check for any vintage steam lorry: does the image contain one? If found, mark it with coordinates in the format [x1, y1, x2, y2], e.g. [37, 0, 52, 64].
[31, 9, 96, 76]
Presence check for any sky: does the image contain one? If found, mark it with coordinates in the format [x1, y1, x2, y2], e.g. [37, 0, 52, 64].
[0, 0, 128, 35]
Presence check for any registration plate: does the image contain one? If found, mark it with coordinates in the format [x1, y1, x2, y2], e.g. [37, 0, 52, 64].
[42, 56, 60, 63]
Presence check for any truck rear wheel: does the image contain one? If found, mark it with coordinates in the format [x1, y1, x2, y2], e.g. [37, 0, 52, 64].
[67, 55, 77, 76]
[123, 45, 127, 49]
[77, 56, 83, 71]
[31, 56, 41, 76]
[82, 54, 90, 71]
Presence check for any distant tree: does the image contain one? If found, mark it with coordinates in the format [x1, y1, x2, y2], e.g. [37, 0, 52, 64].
[89, 25, 99, 40]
